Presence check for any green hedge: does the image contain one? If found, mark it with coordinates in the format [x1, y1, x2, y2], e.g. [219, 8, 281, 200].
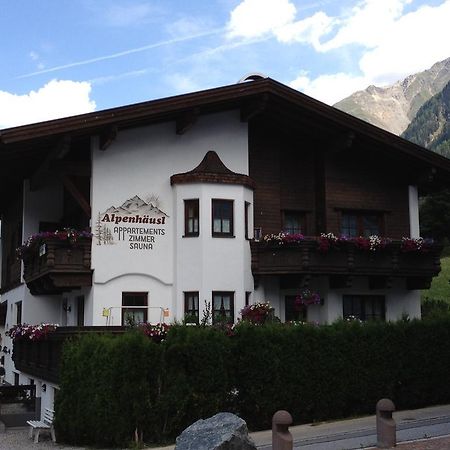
[54, 317, 450, 447]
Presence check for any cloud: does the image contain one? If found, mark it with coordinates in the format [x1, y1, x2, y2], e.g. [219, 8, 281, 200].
[318, 0, 411, 51]
[89, 69, 151, 86]
[18, 29, 223, 79]
[103, 3, 160, 27]
[0, 80, 96, 129]
[290, 71, 370, 105]
[227, 0, 296, 39]
[276, 11, 335, 49]
[359, 0, 450, 84]
[287, 0, 450, 103]
[227, 0, 450, 103]
[165, 73, 203, 95]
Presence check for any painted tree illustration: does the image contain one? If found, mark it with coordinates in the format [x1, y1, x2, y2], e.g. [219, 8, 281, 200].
[103, 226, 114, 245]
[95, 213, 104, 245]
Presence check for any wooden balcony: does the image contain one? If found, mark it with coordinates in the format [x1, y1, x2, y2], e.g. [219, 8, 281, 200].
[251, 239, 442, 289]
[12, 327, 125, 384]
[22, 237, 92, 295]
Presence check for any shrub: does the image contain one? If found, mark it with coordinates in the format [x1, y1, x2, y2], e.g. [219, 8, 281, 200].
[55, 317, 450, 447]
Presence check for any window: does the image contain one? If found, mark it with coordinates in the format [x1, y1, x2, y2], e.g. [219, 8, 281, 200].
[76, 295, 85, 327]
[343, 295, 385, 321]
[212, 291, 234, 324]
[0, 301, 7, 327]
[212, 199, 234, 237]
[61, 298, 68, 326]
[184, 292, 199, 324]
[15, 301, 22, 325]
[285, 296, 307, 322]
[245, 202, 250, 240]
[282, 211, 306, 235]
[245, 291, 251, 307]
[184, 199, 199, 237]
[122, 292, 148, 325]
[341, 212, 383, 237]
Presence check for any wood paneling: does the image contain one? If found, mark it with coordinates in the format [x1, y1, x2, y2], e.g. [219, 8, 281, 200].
[249, 117, 411, 239]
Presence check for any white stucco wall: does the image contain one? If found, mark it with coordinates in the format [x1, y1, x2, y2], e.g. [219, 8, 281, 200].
[22, 180, 64, 244]
[21, 179, 64, 325]
[408, 185, 420, 238]
[0, 284, 25, 384]
[258, 275, 422, 324]
[174, 183, 254, 322]
[90, 110, 249, 325]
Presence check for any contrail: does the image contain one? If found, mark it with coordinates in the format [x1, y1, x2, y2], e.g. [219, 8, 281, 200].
[18, 28, 224, 79]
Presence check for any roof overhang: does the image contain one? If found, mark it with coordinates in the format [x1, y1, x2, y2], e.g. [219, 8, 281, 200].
[1, 78, 450, 211]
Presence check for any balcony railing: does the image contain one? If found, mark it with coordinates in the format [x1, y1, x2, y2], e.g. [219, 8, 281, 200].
[12, 327, 125, 384]
[251, 238, 442, 289]
[22, 237, 92, 295]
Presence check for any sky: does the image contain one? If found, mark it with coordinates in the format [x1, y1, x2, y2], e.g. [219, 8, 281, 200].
[1, 0, 449, 129]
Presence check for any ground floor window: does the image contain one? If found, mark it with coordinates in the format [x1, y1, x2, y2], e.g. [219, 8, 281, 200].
[343, 295, 385, 321]
[122, 292, 148, 325]
[76, 295, 85, 327]
[184, 292, 199, 324]
[212, 291, 234, 324]
[285, 296, 307, 322]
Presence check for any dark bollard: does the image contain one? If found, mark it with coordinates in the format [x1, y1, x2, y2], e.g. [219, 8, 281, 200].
[376, 398, 396, 448]
[272, 410, 293, 450]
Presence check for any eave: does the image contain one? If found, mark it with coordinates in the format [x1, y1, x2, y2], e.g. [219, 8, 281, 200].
[1, 78, 450, 206]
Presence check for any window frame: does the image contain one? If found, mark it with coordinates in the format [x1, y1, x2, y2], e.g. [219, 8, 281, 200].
[212, 291, 234, 324]
[211, 199, 234, 237]
[343, 295, 385, 321]
[284, 295, 307, 322]
[244, 201, 251, 240]
[184, 199, 200, 237]
[184, 291, 199, 324]
[340, 211, 384, 237]
[122, 292, 148, 325]
[245, 291, 251, 307]
[282, 210, 306, 235]
[76, 295, 85, 327]
[16, 301, 22, 325]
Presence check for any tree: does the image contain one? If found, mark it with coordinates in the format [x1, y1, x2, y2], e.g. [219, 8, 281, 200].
[419, 189, 450, 242]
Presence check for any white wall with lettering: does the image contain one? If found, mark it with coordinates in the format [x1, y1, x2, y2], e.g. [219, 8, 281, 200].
[90, 110, 248, 324]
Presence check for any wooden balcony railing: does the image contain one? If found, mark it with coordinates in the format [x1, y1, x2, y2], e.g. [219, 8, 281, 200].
[251, 239, 442, 289]
[12, 327, 125, 384]
[22, 238, 92, 295]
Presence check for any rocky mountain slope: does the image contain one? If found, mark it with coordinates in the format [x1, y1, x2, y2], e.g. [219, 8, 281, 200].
[402, 80, 450, 158]
[334, 58, 450, 135]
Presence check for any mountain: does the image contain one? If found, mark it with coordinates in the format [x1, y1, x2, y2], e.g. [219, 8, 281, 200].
[402, 80, 450, 158]
[334, 58, 450, 135]
[102, 195, 168, 216]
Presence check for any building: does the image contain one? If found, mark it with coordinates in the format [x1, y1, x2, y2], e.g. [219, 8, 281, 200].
[1, 76, 449, 412]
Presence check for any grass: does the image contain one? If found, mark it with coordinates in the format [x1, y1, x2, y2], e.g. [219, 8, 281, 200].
[422, 256, 450, 302]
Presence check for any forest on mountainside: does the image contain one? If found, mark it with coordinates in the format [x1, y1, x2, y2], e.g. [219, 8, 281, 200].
[402, 81, 450, 158]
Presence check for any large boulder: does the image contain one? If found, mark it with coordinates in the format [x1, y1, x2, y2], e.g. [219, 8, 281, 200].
[175, 412, 257, 450]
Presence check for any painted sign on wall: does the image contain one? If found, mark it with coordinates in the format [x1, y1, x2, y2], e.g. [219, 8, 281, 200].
[94, 195, 169, 250]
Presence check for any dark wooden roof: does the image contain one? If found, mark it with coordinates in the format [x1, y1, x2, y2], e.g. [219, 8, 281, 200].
[171, 150, 255, 189]
[1, 77, 450, 210]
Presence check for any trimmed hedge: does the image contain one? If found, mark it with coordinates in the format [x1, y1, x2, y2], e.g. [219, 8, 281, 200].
[55, 317, 450, 447]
